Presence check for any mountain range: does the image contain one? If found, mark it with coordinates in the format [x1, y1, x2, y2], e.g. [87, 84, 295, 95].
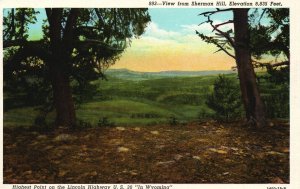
[105, 68, 236, 80]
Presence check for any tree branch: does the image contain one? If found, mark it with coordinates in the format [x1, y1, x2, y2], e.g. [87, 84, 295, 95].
[258, 8, 267, 25]
[45, 8, 52, 23]
[62, 9, 80, 53]
[77, 39, 124, 51]
[271, 61, 289, 67]
[63, 9, 79, 42]
[3, 39, 27, 48]
[4, 41, 51, 74]
[199, 10, 235, 47]
[214, 43, 235, 59]
[213, 20, 233, 30]
[252, 60, 289, 68]
[4, 8, 15, 39]
[209, 20, 235, 47]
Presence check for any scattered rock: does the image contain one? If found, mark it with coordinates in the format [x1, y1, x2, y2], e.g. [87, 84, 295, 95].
[280, 147, 289, 153]
[268, 122, 275, 127]
[58, 170, 68, 177]
[270, 177, 285, 183]
[118, 147, 130, 152]
[36, 135, 48, 140]
[155, 144, 165, 149]
[209, 148, 227, 154]
[134, 127, 141, 131]
[80, 145, 88, 151]
[197, 139, 208, 142]
[90, 171, 98, 177]
[9, 179, 19, 184]
[57, 145, 74, 151]
[222, 172, 230, 175]
[83, 134, 92, 139]
[174, 154, 183, 161]
[53, 134, 77, 142]
[23, 170, 32, 175]
[44, 145, 54, 151]
[78, 171, 98, 179]
[220, 145, 229, 149]
[5, 143, 17, 149]
[150, 131, 159, 135]
[266, 151, 285, 156]
[116, 127, 125, 131]
[110, 139, 123, 145]
[84, 158, 92, 162]
[77, 152, 88, 157]
[53, 160, 61, 164]
[192, 156, 201, 160]
[156, 160, 175, 166]
[27, 179, 40, 183]
[231, 147, 239, 151]
[30, 132, 39, 136]
[29, 141, 39, 146]
[130, 170, 138, 176]
[263, 145, 273, 150]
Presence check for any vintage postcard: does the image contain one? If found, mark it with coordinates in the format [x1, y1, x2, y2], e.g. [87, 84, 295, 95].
[1, 0, 299, 189]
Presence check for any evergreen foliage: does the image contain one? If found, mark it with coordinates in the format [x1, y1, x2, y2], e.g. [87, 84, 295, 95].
[206, 75, 243, 122]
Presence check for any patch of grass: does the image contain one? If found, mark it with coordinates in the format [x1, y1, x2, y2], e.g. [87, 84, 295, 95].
[76, 99, 181, 126]
[3, 72, 289, 127]
[3, 107, 56, 127]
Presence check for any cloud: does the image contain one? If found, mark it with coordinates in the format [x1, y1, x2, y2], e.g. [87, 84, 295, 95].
[144, 22, 180, 39]
[113, 21, 235, 72]
[181, 24, 201, 32]
[127, 22, 216, 54]
[181, 20, 234, 35]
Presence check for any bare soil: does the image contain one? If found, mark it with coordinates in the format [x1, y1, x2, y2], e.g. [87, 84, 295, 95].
[3, 121, 289, 183]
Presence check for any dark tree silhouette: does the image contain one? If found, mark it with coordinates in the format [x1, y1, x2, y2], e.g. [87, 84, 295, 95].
[3, 8, 151, 128]
[197, 8, 268, 127]
[233, 9, 266, 127]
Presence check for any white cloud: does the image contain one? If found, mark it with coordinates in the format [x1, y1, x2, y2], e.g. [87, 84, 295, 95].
[144, 22, 180, 39]
[125, 21, 220, 55]
[181, 24, 201, 33]
[182, 20, 234, 35]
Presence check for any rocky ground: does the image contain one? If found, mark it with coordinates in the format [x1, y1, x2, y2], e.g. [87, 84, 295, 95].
[3, 121, 289, 183]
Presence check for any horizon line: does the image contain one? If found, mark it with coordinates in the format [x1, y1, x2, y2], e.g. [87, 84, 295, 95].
[107, 68, 236, 73]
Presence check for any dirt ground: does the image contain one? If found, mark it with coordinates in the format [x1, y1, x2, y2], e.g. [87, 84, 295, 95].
[3, 121, 289, 184]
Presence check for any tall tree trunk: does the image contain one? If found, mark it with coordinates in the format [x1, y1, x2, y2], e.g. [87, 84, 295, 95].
[49, 44, 76, 128]
[46, 8, 77, 129]
[233, 9, 266, 127]
[50, 62, 76, 128]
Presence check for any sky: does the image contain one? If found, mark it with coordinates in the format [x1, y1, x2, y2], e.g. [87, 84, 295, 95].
[18, 8, 237, 72]
[111, 8, 236, 72]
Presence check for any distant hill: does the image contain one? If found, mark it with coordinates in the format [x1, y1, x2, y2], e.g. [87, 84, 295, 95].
[105, 68, 236, 80]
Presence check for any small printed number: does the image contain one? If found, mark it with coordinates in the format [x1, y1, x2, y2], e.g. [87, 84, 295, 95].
[255, 2, 268, 6]
[149, 1, 158, 5]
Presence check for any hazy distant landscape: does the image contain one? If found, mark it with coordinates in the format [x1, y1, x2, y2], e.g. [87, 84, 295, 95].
[106, 68, 236, 80]
[4, 69, 287, 127]
[4, 69, 231, 127]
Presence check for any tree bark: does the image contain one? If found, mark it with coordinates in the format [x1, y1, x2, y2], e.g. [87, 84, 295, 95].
[233, 9, 266, 127]
[50, 63, 76, 128]
[46, 8, 77, 128]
